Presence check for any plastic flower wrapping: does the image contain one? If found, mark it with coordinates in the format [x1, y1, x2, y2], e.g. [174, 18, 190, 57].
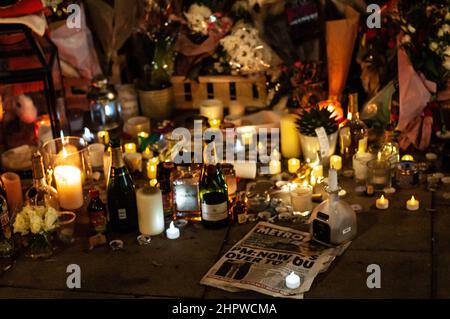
[13, 206, 59, 235]
[220, 23, 274, 74]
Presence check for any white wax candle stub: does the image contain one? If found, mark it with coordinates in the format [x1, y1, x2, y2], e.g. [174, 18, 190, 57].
[166, 221, 180, 240]
[315, 127, 330, 158]
[285, 272, 301, 289]
[136, 187, 165, 236]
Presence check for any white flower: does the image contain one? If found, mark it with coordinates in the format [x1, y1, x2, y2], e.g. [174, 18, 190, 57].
[429, 42, 439, 52]
[446, 12, 450, 21]
[407, 25, 416, 34]
[444, 46, 450, 57]
[43, 207, 59, 232]
[401, 34, 411, 44]
[438, 24, 450, 37]
[185, 4, 212, 35]
[13, 213, 29, 235]
[444, 57, 450, 71]
[29, 213, 43, 234]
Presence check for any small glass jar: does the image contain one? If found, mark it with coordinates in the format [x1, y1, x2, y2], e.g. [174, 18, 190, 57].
[221, 163, 237, 199]
[395, 161, 419, 189]
[367, 158, 391, 191]
[172, 164, 201, 222]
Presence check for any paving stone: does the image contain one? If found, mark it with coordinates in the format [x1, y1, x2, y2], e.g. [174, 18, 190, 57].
[434, 253, 450, 298]
[0, 287, 133, 299]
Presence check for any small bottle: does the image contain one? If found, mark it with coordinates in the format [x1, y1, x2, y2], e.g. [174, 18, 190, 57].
[88, 189, 108, 235]
[231, 192, 247, 224]
[107, 141, 138, 233]
[339, 93, 369, 160]
[25, 153, 59, 209]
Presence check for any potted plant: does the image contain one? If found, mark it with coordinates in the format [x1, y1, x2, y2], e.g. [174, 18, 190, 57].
[296, 107, 339, 162]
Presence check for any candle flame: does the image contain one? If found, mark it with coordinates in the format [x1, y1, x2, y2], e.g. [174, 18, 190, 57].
[290, 272, 295, 276]
[62, 146, 68, 158]
[411, 196, 416, 204]
[170, 221, 175, 229]
[380, 195, 385, 201]
[377, 152, 382, 161]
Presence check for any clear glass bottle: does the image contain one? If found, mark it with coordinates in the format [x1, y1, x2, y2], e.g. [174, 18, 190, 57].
[339, 93, 369, 160]
[380, 130, 400, 167]
[172, 164, 201, 222]
[25, 153, 59, 209]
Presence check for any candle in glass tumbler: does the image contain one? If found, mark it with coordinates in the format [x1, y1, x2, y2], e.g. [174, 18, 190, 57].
[124, 143, 137, 154]
[269, 160, 281, 175]
[54, 165, 83, 210]
[288, 158, 300, 174]
[330, 155, 342, 171]
[208, 119, 221, 129]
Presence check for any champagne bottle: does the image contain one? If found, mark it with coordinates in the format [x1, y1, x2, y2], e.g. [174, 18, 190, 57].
[25, 153, 59, 209]
[107, 143, 138, 233]
[200, 163, 229, 229]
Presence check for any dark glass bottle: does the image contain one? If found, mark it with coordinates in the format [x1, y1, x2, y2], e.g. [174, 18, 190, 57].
[199, 164, 229, 229]
[231, 192, 247, 224]
[107, 143, 138, 233]
[0, 183, 13, 258]
[88, 189, 108, 235]
[157, 161, 174, 216]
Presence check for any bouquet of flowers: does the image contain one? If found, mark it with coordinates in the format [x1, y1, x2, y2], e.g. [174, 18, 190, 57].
[13, 205, 59, 258]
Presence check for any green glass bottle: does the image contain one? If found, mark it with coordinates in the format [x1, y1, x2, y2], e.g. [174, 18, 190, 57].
[199, 163, 229, 229]
[107, 142, 138, 233]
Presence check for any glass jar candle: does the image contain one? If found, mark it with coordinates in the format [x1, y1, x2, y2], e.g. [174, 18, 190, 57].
[367, 158, 391, 191]
[395, 161, 419, 189]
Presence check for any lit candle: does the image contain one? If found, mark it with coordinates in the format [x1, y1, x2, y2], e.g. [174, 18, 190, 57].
[1, 172, 23, 212]
[401, 154, 414, 162]
[97, 130, 109, 145]
[272, 148, 281, 161]
[310, 175, 317, 187]
[166, 221, 180, 240]
[208, 119, 221, 129]
[149, 179, 158, 187]
[285, 272, 301, 289]
[124, 143, 137, 154]
[136, 187, 165, 236]
[311, 164, 323, 179]
[147, 161, 157, 179]
[137, 131, 149, 150]
[376, 195, 389, 210]
[199, 99, 224, 120]
[142, 146, 153, 160]
[233, 161, 257, 179]
[406, 196, 419, 211]
[288, 158, 300, 174]
[54, 165, 83, 210]
[330, 155, 342, 171]
[281, 114, 301, 158]
[241, 131, 254, 146]
[269, 160, 281, 175]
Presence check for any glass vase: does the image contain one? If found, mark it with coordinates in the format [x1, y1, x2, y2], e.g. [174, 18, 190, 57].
[25, 233, 53, 259]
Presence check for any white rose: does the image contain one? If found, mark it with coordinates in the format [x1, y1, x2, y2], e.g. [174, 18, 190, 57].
[446, 12, 450, 21]
[439, 24, 450, 37]
[444, 57, 450, 71]
[401, 34, 411, 44]
[444, 46, 450, 57]
[13, 213, 29, 235]
[429, 42, 439, 52]
[29, 213, 43, 234]
[44, 207, 59, 232]
[408, 25, 416, 34]
[187, 4, 212, 18]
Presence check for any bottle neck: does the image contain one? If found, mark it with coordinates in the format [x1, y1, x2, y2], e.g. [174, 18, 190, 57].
[33, 178, 47, 188]
[348, 94, 359, 120]
[111, 147, 125, 168]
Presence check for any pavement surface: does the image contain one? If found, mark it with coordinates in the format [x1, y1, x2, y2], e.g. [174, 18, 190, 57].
[0, 173, 449, 299]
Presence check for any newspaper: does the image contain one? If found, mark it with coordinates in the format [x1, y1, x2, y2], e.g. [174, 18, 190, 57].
[201, 222, 350, 299]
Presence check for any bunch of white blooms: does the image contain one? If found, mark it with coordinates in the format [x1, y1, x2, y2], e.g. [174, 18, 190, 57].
[13, 206, 59, 235]
[184, 4, 212, 35]
[220, 24, 272, 73]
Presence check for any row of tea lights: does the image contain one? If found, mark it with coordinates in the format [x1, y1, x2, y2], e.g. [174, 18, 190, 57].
[375, 194, 419, 211]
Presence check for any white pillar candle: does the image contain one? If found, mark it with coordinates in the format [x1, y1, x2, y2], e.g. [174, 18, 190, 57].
[54, 165, 83, 210]
[281, 114, 301, 159]
[1, 172, 23, 213]
[199, 99, 224, 120]
[406, 196, 419, 211]
[285, 272, 301, 289]
[376, 195, 389, 210]
[288, 158, 300, 174]
[233, 161, 257, 179]
[136, 187, 165, 236]
[269, 160, 281, 175]
[330, 155, 342, 171]
[166, 221, 180, 240]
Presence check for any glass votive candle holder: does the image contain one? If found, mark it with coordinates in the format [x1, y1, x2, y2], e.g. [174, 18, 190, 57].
[367, 158, 391, 191]
[395, 161, 419, 189]
[352, 153, 375, 183]
[42, 136, 91, 210]
[57, 211, 77, 244]
[88, 143, 105, 170]
[290, 184, 313, 217]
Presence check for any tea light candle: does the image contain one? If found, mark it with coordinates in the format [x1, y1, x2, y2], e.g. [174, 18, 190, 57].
[166, 221, 180, 240]
[97, 130, 109, 145]
[54, 165, 83, 210]
[285, 272, 301, 289]
[208, 119, 221, 129]
[401, 154, 414, 162]
[269, 160, 281, 175]
[330, 155, 342, 171]
[288, 158, 300, 174]
[136, 187, 165, 236]
[376, 195, 389, 210]
[142, 147, 153, 160]
[124, 143, 137, 154]
[147, 162, 157, 179]
[406, 196, 419, 211]
[149, 179, 158, 187]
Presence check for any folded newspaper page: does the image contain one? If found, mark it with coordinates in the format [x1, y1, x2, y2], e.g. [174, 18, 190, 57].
[201, 222, 350, 299]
